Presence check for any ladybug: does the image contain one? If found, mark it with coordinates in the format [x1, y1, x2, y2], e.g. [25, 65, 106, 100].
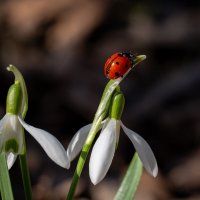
[104, 52, 135, 79]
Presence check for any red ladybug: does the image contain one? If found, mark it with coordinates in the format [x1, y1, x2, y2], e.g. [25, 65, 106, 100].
[104, 52, 134, 79]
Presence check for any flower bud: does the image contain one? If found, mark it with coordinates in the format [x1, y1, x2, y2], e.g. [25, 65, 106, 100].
[6, 81, 22, 115]
[110, 92, 125, 120]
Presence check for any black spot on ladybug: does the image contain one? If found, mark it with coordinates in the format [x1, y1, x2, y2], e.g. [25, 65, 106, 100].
[125, 64, 129, 68]
[118, 53, 123, 57]
[115, 72, 120, 77]
[116, 62, 119, 65]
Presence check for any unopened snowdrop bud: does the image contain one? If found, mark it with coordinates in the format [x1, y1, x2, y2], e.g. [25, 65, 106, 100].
[7, 64, 28, 118]
[110, 92, 125, 120]
[6, 81, 22, 115]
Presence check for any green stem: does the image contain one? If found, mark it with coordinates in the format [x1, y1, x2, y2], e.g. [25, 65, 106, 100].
[19, 145, 32, 200]
[0, 154, 14, 200]
[19, 126, 32, 200]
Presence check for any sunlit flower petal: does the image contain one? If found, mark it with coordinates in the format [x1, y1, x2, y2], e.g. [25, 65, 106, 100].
[18, 117, 70, 169]
[6, 152, 17, 169]
[121, 122, 158, 177]
[89, 118, 119, 185]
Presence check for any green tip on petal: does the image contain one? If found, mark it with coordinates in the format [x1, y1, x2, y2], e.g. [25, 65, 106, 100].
[5, 139, 19, 153]
[7, 65, 28, 119]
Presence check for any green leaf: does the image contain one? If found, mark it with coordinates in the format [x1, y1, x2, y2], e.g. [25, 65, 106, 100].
[114, 153, 143, 200]
[0, 153, 14, 200]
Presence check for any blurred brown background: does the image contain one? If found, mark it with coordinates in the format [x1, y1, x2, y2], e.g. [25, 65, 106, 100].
[0, 0, 200, 199]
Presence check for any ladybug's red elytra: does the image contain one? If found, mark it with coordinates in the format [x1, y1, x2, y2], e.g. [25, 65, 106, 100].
[104, 52, 135, 79]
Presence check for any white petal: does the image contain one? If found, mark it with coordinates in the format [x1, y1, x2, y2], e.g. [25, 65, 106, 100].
[0, 114, 8, 132]
[7, 152, 17, 169]
[18, 117, 70, 169]
[121, 122, 158, 177]
[0, 115, 7, 149]
[89, 118, 119, 185]
[67, 120, 105, 162]
[0, 114, 23, 154]
[67, 124, 92, 161]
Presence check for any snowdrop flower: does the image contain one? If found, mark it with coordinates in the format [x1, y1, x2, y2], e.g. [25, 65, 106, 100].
[67, 92, 158, 185]
[0, 65, 69, 169]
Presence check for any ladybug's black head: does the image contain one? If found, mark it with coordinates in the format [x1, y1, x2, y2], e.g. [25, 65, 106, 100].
[122, 51, 137, 59]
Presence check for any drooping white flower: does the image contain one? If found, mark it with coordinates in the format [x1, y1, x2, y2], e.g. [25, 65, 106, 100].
[1, 65, 69, 170]
[67, 117, 158, 185]
[0, 113, 70, 169]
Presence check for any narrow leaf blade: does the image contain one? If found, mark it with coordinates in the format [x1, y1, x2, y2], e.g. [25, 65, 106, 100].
[114, 153, 143, 200]
[0, 153, 14, 200]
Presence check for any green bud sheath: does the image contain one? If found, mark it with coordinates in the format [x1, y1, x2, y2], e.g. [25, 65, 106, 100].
[110, 92, 125, 120]
[6, 81, 22, 115]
